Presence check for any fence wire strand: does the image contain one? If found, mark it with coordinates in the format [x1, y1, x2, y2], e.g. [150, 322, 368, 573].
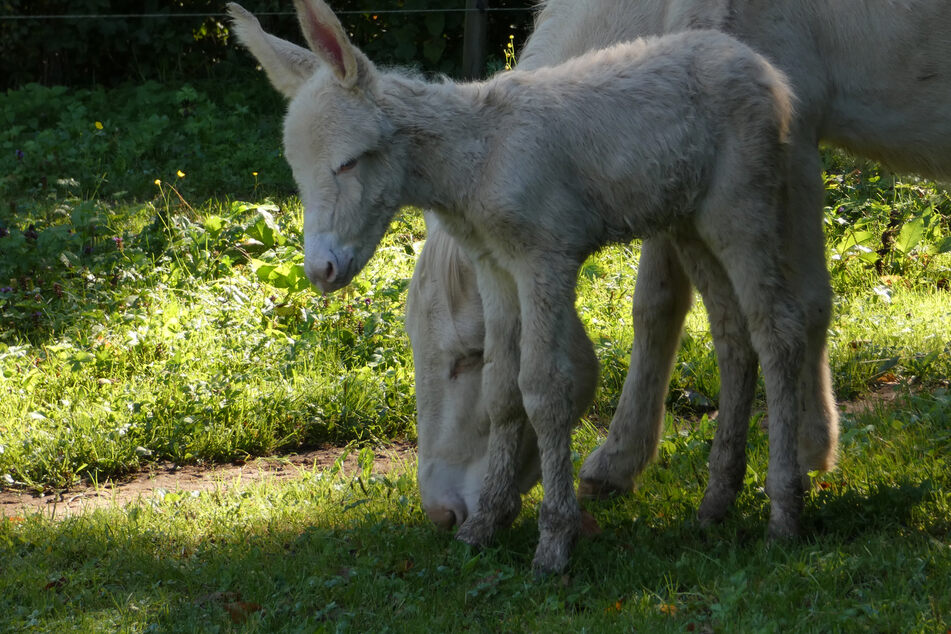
[0, 7, 532, 20]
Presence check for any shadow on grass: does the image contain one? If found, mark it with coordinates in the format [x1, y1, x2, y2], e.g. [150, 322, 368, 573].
[2, 465, 948, 631]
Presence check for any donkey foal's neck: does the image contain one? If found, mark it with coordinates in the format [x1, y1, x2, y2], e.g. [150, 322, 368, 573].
[385, 77, 492, 215]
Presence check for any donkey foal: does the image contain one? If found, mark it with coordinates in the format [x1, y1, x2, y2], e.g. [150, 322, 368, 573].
[229, 0, 805, 573]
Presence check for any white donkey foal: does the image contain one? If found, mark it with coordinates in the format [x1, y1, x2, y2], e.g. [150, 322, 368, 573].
[228, 0, 801, 572]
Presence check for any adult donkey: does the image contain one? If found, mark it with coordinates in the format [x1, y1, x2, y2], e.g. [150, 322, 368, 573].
[407, 0, 951, 530]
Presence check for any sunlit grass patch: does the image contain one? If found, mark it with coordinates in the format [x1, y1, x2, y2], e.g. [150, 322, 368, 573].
[0, 195, 424, 489]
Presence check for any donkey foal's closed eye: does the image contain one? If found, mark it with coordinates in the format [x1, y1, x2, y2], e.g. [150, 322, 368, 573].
[337, 157, 358, 174]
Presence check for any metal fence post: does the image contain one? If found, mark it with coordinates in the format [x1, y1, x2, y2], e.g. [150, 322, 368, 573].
[462, 0, 488, 79]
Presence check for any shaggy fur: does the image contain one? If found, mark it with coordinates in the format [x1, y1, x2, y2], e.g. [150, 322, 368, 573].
[228, 0, 805, 572]
[407, 0, 951, 533]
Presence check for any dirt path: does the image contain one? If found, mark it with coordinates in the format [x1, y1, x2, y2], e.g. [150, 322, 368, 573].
[1, 386, 910, 520]
[0, 441, 417, 519]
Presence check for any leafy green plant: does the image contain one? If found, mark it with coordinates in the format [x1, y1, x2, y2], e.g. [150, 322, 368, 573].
[823, 154, 951, 285]
[0, 81, 290, 204]
[0, 0, 538, 89]
[2, 81, 951, 498]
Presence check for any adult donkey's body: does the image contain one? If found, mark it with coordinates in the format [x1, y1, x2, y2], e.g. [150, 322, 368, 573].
[229, 0, 805, 572]
[408, 0, 951, 529]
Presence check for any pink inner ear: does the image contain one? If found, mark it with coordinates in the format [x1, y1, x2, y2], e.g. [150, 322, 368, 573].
[302, 8, 347, 78]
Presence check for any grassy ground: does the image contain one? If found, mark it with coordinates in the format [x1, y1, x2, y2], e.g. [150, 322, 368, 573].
[2, 81, 950, 631]
[2, 393, 949, 632]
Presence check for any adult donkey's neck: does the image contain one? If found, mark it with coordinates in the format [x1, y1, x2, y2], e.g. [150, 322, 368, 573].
[380, 73, 497, 217]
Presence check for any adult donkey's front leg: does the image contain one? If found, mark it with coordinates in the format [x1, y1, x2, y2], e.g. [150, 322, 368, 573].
[579, 237, 693, 497]
[455, 260, 526, 548]
[517, 266, 593, 574]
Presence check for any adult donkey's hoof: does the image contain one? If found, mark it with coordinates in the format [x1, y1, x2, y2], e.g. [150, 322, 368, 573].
[577, 477, 631, 500]
[577, 447, 636, 500]
[455, 513, 497, 548]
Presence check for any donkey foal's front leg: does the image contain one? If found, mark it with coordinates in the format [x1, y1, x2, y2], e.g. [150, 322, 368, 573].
[455, 263, 524, 548]
[519, 278, 588, 574]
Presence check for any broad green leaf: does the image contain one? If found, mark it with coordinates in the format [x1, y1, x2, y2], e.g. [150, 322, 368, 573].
[203, 215, 225, 236]
[893, 217, 925, 254]
[835, 230, 877, 254]
[250, 259, 279, 283]
[424, 12, 444, 37]
[246, 209, 286, 249]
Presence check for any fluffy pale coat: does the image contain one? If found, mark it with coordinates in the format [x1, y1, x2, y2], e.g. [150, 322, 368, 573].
[228, 0, 804, 573]
[408, 0, 951, 531]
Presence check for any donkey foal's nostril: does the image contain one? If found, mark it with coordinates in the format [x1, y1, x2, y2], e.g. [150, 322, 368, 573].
[324, 260, 336, 283]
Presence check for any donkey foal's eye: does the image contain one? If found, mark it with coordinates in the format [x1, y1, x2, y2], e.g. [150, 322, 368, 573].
[337, 158, 358, 174]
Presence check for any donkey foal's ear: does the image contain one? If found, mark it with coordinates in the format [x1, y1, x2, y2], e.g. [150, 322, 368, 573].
[293, 0, 359, 88]
[226, 2, 320, 98]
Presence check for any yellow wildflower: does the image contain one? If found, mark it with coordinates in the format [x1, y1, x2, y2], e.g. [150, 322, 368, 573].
[95, 121, 103, 130]
[658, 603, 678, 616]
[177, 170, 186, 178]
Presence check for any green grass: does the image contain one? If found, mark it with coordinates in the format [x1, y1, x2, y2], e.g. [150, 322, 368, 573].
[2, 391, 949, 632]
[1, 194, 423, 489]
[1, 81, 951, 631]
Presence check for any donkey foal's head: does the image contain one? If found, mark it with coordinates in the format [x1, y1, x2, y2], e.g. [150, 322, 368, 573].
[228, 0, 407, 292]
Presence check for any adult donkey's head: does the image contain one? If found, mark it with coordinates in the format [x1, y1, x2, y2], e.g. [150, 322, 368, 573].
[228, 0, 406, 292]
[228, 0, 526, 529]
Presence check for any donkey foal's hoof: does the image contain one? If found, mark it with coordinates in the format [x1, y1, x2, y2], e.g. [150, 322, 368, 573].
[531, 534, 574, 575]
[767, 509, 802, 541]
[697, 488, 735, 526]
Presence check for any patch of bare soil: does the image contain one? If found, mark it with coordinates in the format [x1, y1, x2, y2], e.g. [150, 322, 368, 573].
[838, 381, 910, 416]
[0, 384, 918, 520]
[0, 441, 417, 520]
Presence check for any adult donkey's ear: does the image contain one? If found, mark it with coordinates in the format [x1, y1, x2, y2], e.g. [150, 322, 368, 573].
[226, 2, 320, 98]
[293, 0, 360, 89]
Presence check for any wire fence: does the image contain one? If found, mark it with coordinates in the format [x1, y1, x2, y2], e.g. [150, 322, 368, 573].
[0, 3, 535, 85]
[0, 7, 533, 20]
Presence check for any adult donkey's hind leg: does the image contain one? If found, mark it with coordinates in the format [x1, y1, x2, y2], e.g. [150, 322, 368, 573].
[787, 141, 839, 480]
[455, 259, 526, 548]
[578, 232, 761, 513]
[578, 237, 693, 497]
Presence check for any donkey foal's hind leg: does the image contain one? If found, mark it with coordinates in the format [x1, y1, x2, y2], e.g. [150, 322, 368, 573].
[673, 236, 759, 525]
[697, 201, 807, 539]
